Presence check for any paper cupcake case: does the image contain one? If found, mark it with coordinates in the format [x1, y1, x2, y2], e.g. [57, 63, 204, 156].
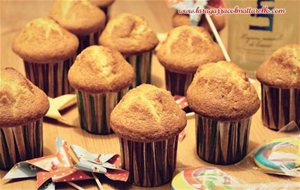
[196, 114, 251, 165]
[24, 57, 75, 98]
[99, 6, 111, 21]
[261, 84, 300, 131]
[76, 89, 128, 134]
[0, 119, 43, 170]
[119, 136, 178, 187]
[125, 51, 152, 88]
[77, 30, 101, 53]
[165, 70, 193, 96]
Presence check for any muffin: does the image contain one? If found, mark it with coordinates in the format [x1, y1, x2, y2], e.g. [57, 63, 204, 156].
[68, 45, 135, 134]
[110, 84, 186, 187]
[91, 0, 115, 19]
[49, 0, 106, 52]
[99, 13, 159, 88]
[0, 68, 49, 170]
[12, 17, 78, 98]
[256, 44, 300, 131]
[187, 61, 260, 165]
[156, 25, 224, 96]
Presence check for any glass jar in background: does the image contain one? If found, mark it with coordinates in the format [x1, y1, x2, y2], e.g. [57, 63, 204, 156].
[227, 0, 300, 78]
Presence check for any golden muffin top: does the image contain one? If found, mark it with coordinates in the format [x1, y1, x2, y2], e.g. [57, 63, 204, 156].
[0, 68, 49, 127]
[256, 44, 300, 89]
[110, 84, 187, 142]
[49, 0, 106, 36]
[99, 13, 159, 55]
[68, 45, 135, 93]
[187, 61, 260, 121]
[12, 17, 78, 63]
[156, 25, 224, 74]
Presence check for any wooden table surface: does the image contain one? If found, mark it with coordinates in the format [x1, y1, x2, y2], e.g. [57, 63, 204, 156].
[0, 1, 299, 190]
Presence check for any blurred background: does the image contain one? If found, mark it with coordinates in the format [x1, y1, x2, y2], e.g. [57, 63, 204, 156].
[1, 0, 299, 77]
[0, 0, 229, 76]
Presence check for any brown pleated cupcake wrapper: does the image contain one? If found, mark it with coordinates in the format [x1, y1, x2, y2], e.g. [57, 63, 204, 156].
[261, 84, 300, 131]
[125, 51, 153, 88]
[77, 30, 101, 53]
[196, 114, 251, 165]
[165, 69, 193, 96]
[119, 136, 178, 187]
[24, 56, 75, 98]
[0, 119, 43, 170]
[76, 88, 128, 134]
[99, 6, 111, 22]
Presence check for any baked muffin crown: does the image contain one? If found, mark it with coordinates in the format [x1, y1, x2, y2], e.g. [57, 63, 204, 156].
[110, 84, 187, 142]
[91, 0, 114, 8]
[12, 17, 78, 63]
[0, 68, 49, 127]
[156, 25, 224, 74]
[256, 44, 300, 89]
[68, 45, 135, 93]
[49, 0, 106, 36]
[187, 61, 260, 121]
[99, 13, 159, 55]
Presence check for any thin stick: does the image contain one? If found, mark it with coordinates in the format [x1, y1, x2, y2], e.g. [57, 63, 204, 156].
[205, 13, 231, 62]
[92, 173, 104, 190]
[67, 182, 85, 190]
[186, 112, 195, 119]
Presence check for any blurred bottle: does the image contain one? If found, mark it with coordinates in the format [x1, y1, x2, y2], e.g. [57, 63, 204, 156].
[227, 0, 300, 78]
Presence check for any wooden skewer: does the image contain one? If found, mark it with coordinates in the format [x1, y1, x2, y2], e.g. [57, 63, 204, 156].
[205, 13, 231, 62]
[186, 112, 195, 119]
[67, 182, 85, 190]
[92, 173, 104, 190]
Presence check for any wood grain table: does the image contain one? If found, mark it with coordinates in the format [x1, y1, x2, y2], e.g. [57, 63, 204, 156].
[0, 1, 299, 190]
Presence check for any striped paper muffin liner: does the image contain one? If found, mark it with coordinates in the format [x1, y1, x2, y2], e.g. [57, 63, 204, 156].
[77, 30, 101, 53]
[125, 51, 153, 88]
[120, 136, 178, 187]
[195, 114, 251, 165]
[24, 56, 75, 98]
[165, 69, 193, 96]
[0, 119, 43, 170]
[261, 84, 300, 131]
[76, 89, 128, 134]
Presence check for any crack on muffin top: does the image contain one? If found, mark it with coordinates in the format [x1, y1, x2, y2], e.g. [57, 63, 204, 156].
[24, 17, 64, 40]
[49, 0, 106, 36]
[156, 25, 224, 74]
[60, 0, 93, 19]
[68, 45, 135, 93]
[108, 14, 152, 38]
[187, 61, 260, 121]
[110, 84, 186, 142]
[12, 17, 78, 63]
[256, 44, 300, 88]
[0, 68, 49, 127]
[99, 13, 158, 55]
